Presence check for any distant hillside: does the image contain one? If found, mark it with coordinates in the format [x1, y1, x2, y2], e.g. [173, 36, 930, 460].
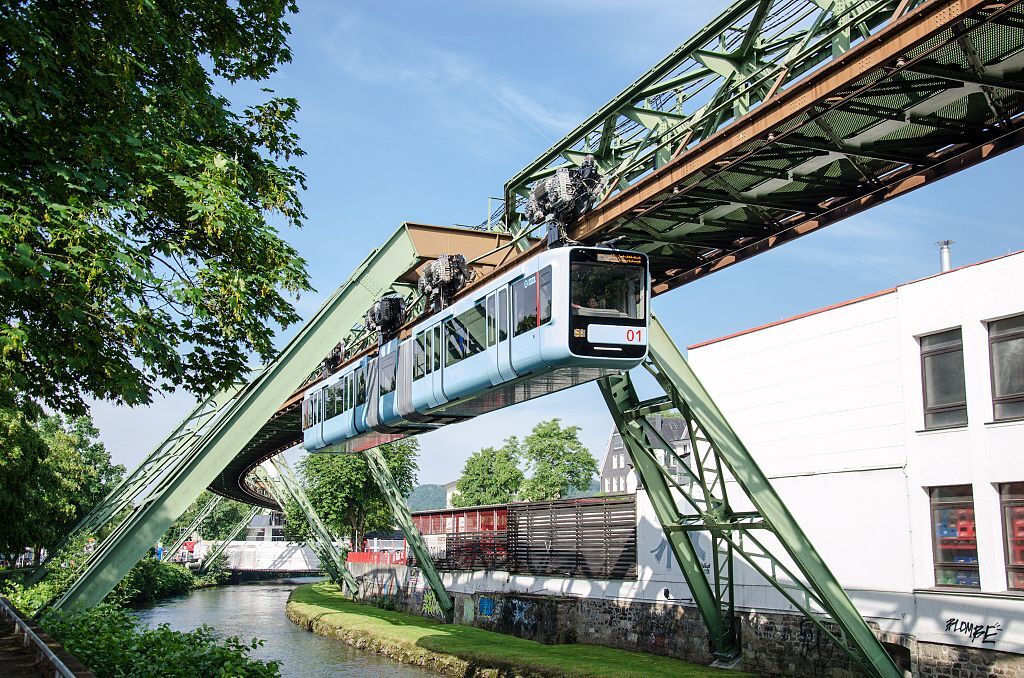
[566, 477, 600, 499]
[406, 483, 447, 512]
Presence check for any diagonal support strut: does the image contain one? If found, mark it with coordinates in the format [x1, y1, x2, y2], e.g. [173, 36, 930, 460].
[598, 313, 900, 678]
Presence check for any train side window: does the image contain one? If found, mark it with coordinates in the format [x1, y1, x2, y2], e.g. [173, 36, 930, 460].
[498, 288, 508, 341]
[356, 368, 366, 406]
[414, 333, 426, 380]
[432, 325, 442, 371]
[343, 375, 350, 412]
[326, 382, 338, 418]
[538, 266, 552, 326]
[380, 352, 398, 394]
[512, 275, 538, 336]
[302, 399, 310, 428]
[486, 295, 496, 348]
[459, 302, 486, 358]
[445, 318, 465, 366]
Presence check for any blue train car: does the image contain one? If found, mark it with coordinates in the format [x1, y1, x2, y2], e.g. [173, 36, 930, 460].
[301, 246, 649, 454]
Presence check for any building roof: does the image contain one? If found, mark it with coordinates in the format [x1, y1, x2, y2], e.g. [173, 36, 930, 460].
[687, 248, 1024, 351]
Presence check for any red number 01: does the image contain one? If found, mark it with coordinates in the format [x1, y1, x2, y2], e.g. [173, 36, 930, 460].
[626, 329, 642, 343]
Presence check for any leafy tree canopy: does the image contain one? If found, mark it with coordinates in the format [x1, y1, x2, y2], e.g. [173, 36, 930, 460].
[518, 419, 598, 502]
[0, 413, 123, 564]
[451, 439, 524, 508]
[0, 0, 311, 416]
[287, 440, 419, 551]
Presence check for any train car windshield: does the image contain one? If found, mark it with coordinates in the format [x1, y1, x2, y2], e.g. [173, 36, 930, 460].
[570, 254, 645, 320]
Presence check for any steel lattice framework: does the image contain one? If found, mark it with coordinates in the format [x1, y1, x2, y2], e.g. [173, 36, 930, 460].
[44, 2, 1024, 676]
[506, 0, 1024, 292]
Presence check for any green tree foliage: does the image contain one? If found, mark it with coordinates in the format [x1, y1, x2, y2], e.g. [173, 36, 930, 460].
[452, 440, 524, 507]
[44, 604, 280, 677]
[0, 404, 48, 563]
[0, 0, 311, 416]
[518, 419, 598, 502]
[0, 413, 123, 564]
[406, 484, 448, 512]
[287, 440, 419, 551]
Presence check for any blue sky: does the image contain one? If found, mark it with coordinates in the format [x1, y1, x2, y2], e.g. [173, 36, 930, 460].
[91, 1, 1024, 486]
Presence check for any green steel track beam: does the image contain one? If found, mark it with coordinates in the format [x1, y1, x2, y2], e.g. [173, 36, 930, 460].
[51, 226, 429, 612]
[162, 495, 223, 562]
[363, 446, 454, 623]
[503, 0, 912, 232]
[597, 314, 900, 677]
[198, 505, 261, 574]
[261, 456, 358, 594]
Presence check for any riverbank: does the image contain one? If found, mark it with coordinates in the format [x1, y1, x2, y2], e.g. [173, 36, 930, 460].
[287, 583, 749, 678]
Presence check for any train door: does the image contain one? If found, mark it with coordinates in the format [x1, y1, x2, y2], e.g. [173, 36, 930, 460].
[485, 288, 515, 385]
[509, 259, 540, 374]
[430, 323, 445, 407]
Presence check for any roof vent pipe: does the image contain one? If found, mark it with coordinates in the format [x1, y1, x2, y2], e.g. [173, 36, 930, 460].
[937, 240, 953, 273]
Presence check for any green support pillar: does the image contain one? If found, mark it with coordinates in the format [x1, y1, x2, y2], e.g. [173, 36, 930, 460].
[163, 495, 223, 562]
[198, 506, 261, 574]
[363, 446, 454, 623]
[51, 226, 429, 612]
[261, 457, 358, 595]
[599, 313, 900, 678]
[26, 386, 244, 587]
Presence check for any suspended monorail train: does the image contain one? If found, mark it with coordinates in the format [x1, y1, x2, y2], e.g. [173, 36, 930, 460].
[301, 246, 649, 453]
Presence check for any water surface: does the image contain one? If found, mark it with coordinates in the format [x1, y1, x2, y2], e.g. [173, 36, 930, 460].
[134, 578, 437, 677]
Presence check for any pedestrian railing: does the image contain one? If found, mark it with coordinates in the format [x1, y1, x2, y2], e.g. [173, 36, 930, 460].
[0, 596, 79, 677]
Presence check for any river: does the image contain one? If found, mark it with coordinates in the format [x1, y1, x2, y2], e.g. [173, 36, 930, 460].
[133, 578, 437, 677]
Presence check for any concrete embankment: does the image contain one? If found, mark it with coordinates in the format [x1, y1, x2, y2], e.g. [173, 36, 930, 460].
[286, 582, 748, 678]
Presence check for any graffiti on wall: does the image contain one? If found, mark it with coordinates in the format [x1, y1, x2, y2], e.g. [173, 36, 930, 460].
[422, 589, 445, 621]
[945, 617, 1002, 645]
[479, 596, 496, 617]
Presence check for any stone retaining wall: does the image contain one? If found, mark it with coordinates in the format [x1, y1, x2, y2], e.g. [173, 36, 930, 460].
[346, 563, 1024, 676]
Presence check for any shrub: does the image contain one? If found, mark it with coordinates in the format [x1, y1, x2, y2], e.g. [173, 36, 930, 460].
[43, 604, 280, 678]
[107, 558, 196, 607]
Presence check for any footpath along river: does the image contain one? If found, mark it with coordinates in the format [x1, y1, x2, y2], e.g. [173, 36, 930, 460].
[133, 578, 438, 677]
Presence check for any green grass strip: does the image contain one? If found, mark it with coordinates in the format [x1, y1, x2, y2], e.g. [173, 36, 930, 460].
[287, 583, 749, 678]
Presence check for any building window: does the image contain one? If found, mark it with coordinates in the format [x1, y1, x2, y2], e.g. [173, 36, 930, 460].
[990, 314, 1024, 421]
[1001, 483, 1024, 590]
[921, 328, 967, 429]
[604, 478, 610, 493]
[930, 485, 979, 588]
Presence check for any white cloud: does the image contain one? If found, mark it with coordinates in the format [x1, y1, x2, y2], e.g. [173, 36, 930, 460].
[316, 8, 583, 152]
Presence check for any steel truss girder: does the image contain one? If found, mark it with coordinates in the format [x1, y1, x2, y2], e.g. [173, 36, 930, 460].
[198, 505, 262, 574]
[504, 0, 915, 234]
[363, 446, 454, 623]
[598, 314, 900, 678]
[162, 494, 222, 562]
[257, 457, 358, 593]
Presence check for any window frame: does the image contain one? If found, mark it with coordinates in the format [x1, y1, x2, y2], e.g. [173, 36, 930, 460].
[920, 328, 968, 430]
[929, 485, 980, 588]
[989, 314, 1024, 422]
[1000, 482, 1024, 591]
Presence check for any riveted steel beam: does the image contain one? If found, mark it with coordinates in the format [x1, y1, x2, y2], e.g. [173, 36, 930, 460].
[599, 314, 901, 677]
[198, 505, 262, 574]
[258, 457, 358, 594]
[363, 446, 454, 623]
[50, 226, 430, 611]
[162, 495, 222, 562]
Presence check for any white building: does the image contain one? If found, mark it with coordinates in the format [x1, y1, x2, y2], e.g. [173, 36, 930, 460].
[686, 249, 1024, 659]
